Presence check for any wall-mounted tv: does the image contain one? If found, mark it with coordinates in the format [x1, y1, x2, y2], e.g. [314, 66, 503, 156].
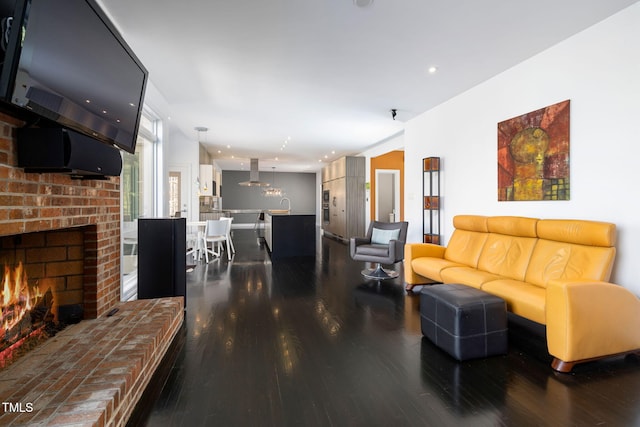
[0, 0, 147, 154]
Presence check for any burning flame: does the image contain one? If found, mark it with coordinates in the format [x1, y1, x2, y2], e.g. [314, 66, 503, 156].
[1, 262, 42, 333]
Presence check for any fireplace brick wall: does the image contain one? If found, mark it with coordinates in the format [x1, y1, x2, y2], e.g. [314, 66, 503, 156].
[0, 112, 121, 318]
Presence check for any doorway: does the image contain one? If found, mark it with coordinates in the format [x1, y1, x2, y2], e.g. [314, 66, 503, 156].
[169, 171, 181, 217]
[375, 169, 400, 222]
[168, 164, 191, 220]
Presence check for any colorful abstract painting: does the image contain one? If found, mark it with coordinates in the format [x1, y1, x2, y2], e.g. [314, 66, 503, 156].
[498, 100, 570, 201]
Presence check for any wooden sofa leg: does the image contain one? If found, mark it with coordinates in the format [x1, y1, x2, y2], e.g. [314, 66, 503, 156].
[551, 358, 575, 373]
[625, 351, 640, 362]
[553, 349, 640, 373]
[406, 282, 441, 292]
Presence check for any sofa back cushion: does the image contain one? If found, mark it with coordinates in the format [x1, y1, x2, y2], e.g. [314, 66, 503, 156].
[537, 219, 616, 247]
[478, 217, 538, 281]
[525, 219, 617, 287]
[444, 215, 489, 267]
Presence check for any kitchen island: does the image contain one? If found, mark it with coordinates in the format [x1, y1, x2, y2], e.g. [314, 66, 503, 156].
[264, 213, 316, 260]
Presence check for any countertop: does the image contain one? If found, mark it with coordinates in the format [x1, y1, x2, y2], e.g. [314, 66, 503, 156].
[201, 209, 314, 215]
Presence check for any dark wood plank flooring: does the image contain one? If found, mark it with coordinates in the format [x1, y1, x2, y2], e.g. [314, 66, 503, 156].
[130, 229, 640, 427]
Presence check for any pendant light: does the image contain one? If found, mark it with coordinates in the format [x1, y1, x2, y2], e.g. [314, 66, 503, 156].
[263, 167, 283, 197]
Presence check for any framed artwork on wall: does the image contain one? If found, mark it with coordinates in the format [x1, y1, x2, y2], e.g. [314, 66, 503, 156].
[497, 100, 570, 201]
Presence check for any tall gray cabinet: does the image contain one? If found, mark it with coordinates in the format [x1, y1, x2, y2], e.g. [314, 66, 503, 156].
[321, 156, 365, 241]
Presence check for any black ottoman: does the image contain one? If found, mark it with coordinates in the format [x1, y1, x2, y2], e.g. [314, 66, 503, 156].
[420, 284, 508, 361]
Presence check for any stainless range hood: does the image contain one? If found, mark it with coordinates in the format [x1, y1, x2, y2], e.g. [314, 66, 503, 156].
[238, 158, 271, 187]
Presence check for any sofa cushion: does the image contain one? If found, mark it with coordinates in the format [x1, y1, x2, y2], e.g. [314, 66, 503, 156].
[412, 258, 464, 283]
[487, 216, 538, 238]
[440, 266, 502, 289]
[482, 279, 546, 324]
[355, 243, 389, 257]
[443, 230, 489, 267]
[525, 239, 617, 287]
[537, 219, 616, 247]
[441, 215, 489, 267]
[453, 215, 489, 232]
[477, 234, 537, 281]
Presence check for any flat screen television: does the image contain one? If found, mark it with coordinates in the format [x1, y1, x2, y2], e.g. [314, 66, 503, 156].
[0, 0, 147, 153]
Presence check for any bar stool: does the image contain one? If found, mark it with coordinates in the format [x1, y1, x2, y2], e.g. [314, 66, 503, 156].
[254, 211, 265, 235]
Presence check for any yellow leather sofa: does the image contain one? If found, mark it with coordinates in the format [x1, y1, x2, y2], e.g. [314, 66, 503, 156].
[405, 215, 640, 372]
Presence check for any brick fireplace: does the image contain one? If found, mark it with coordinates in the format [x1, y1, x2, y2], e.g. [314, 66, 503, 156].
[0, 112, 121, 319]
[0, 112, 184, 426]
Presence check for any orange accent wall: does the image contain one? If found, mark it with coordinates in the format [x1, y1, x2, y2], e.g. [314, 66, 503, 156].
[370, 150, 405, 221]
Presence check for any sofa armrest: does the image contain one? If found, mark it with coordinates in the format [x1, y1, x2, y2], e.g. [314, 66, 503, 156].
[546, 280, 640, 366]
[350, 237, 370, 258]
[404, 243, 447, 285]
[390, 239, 405, 261]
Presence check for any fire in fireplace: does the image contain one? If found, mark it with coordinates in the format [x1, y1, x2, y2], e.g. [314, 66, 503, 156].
[1, 261, 56, 368]
[0, 228, 88, 368]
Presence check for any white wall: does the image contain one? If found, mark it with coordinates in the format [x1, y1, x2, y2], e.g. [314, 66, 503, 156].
[404, 3, 640, 292]
[166, 130, 200, 222]
[144, 81, 200, 221]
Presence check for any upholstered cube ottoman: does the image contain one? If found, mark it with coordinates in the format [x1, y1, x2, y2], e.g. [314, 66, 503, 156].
[420, 284, 508, 361]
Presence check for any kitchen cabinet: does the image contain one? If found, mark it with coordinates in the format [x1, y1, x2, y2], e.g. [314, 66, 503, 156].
[321, 156, 365, 241]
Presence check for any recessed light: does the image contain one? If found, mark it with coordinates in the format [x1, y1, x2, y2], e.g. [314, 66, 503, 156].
[353, 0, 373, 7]
[428, 66, 438, 74]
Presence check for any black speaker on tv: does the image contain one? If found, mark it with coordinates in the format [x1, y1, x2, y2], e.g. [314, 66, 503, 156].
[137, 218, 187, 306]
[17, 127, 123, 178]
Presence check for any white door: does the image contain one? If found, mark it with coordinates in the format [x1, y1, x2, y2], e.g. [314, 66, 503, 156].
[168, 164, 192, 220]
[375, 169, 400, 222]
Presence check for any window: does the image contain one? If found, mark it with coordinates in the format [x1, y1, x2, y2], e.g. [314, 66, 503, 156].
[121, 111, 160, 301]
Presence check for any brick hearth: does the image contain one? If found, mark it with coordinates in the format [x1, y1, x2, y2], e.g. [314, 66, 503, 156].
[0, 297, 184, 426]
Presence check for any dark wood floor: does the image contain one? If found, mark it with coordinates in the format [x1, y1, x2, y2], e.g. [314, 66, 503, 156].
[130, 229, 640, 427]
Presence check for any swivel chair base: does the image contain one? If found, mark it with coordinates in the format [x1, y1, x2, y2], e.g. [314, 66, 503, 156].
[362, 263, 398, 280]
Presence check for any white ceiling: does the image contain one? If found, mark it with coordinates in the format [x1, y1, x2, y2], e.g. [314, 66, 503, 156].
[98, 0, 638, 172]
